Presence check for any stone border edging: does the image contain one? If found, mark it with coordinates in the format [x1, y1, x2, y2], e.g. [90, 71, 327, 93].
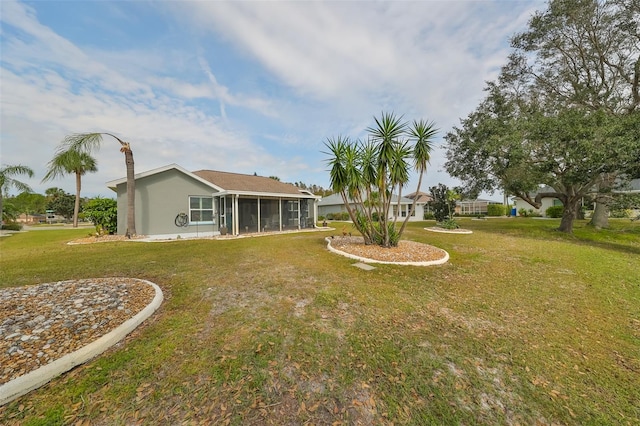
[0, 279, 163, 406]
[325, 237, 449, 266]
[424, 227, 473, 234]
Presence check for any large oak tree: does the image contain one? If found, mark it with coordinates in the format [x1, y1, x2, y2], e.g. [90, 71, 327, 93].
[445, 0, 640, 233]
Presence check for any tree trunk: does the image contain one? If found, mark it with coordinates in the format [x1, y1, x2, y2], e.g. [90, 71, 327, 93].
[588, 173, 616, 229]
[589, 199, 610, 229]
[558, 197, 580, 233]
[398, 171, 423, 238]
[124, 148, 136, 236]
[73, 172, 81, 228]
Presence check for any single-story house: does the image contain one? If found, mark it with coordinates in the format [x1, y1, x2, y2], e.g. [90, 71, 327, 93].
[511, 179, 640, 217]
[107, 164, 320, 239]
[511, 186, 560, 216]
[16, 213, 47, 224]
[455, 199, 504, 216]
[317, 192, 425, 221]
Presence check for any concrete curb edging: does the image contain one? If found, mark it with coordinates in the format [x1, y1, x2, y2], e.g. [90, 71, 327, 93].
[0, 279, 163, 406]
[424, 227, 473, 234]
[325, 237, 449, 266]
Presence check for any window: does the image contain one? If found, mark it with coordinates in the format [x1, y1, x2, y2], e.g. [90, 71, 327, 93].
[189, 196, 213, 223]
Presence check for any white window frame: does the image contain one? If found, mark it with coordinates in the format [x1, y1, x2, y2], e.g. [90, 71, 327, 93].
[189, 196, 214, 224]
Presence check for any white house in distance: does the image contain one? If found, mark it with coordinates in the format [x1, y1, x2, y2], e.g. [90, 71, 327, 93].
[317, 192, 426, 221]
[512, 179, 640, 217]
[107, 164, 319, 239]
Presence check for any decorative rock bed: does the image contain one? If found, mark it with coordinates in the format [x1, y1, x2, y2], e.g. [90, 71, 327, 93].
[0, 278, 163, 405]
[325, 236, 449, 266]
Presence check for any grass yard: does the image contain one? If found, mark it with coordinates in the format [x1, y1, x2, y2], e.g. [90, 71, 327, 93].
[0, 218, 638, 425]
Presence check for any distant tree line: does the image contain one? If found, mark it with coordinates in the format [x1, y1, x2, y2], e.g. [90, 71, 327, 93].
[292, 182, 333, 197]
[1, 188, 111, 224]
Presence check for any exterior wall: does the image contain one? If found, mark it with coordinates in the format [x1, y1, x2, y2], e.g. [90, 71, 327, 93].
[318, 204, 350, 217]
[116, 168, 218, 237]
[512, 197, 558, 216]
[319, 202, 425, 221]
[411, 204, 425, 220]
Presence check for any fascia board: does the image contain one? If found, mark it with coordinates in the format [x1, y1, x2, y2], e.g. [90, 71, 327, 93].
[105, 163, 224, 192]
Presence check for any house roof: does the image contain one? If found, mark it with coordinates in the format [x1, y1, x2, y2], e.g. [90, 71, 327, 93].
[405, 191, 432, 203]
[193, 170, 309, 196]
[458, 198, 501, 204]
[318, 193, 413, 206]
[107, 163, 317, 198]
[317, 193, 344, 206]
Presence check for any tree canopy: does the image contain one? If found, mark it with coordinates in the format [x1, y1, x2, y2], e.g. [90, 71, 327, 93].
[0, 164, 34, 224]
[445, 0, 640, 233]
[62, 132, 136, 236]
[43, 148, 98, 227]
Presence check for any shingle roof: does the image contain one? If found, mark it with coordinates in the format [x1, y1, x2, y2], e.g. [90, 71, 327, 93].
[318, 193, 412, 206]
[193, 170, 308, 196]
[405, 191, 432, 203]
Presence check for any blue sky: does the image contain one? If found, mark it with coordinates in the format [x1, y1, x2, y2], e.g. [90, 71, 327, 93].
[1, 0, 543, 199]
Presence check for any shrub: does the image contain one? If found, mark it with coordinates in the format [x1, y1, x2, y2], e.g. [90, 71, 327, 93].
[429, 183, 457, 222]
[370, 222, 400, 246]
[1, 222, 23, 231]
[487, 204, 505, 216]
[611, 209, 631, 218]
[439, 218, 460, 229]
[424, 212, 435, 220]
[545, 205, 564, 218]
[83, 197, 117, 234]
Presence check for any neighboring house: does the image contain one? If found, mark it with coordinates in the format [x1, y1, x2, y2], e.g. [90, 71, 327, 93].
[317, 193, 424, 221]
[614, 178, 640, 195]
[15, 213, 46, 224]
[455, 199, 504, 216]
[511, 186, 562, 217]
[107, 164, 320, 239]
[512, 179, 640, 217]
[405, 191, 432, 216]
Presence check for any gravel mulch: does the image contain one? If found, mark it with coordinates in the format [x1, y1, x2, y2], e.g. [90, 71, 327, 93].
[328, 236, 447, 263]
[69, 235, 148, 244]
[0, 278, 155, 385]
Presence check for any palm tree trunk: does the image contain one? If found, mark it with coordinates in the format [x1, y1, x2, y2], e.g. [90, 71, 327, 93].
[124, 148, 136, 236]
[73, 172, 81, 228]
[398, 171, 423, 237]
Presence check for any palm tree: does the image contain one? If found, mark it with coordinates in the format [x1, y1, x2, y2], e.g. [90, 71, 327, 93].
[325, 113, 438, 247]
[367, 112, 408, 247]
[42, 148, 98, 227]
[62, 133, 136, 236]
[0, 164, 34, 225]
[398, 119, 438, 236]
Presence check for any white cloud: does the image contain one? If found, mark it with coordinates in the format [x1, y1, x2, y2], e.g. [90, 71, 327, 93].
[1, 0, 544, 200]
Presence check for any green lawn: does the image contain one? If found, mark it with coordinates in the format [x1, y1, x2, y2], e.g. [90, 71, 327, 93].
[1, 218, 639, 425]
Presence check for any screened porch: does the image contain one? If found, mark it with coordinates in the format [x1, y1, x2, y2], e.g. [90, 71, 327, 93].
[215, 195, 316, 235]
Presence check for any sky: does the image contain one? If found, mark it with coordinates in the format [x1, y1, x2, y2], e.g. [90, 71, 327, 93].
[1, 0, 544, 200]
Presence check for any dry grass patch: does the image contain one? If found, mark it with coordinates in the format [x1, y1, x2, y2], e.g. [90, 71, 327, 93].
[0, 220, 639, 425]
